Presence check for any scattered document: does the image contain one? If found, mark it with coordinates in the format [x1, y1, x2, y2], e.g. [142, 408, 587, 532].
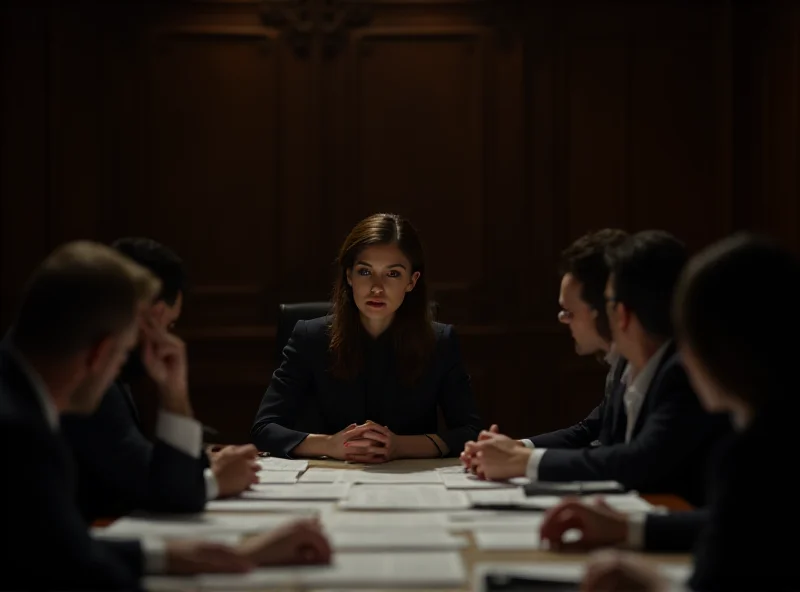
[242, 483, 350, 501]
[256, 457, 309, 471]
[447, 510, 544, 531]
[442, 473, 519, 489]
[467, 488, 528, 506]
[340, 485, 471, 510]
[298, 468, 343, 483]
[205, 499, 332, 513]
[473, 528, 542, 550]
[255, 470, 299, 484]
[435, 465, 467, 474]
[515, 492, 654, 513]
[95, 513, 296, 539]
[339, 469, 443, 484]
[323, 511, 450, 529]
[196, 551, 466, 589]
[329, 528, 467, 551]
[473, 561, 692, 590]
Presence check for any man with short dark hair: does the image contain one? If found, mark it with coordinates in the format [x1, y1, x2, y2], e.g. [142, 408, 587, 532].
[465, 230, 729, 508]
[1, 241, 332, 591]
[460, 229, 628, 459]
[62, 237, 257, 521]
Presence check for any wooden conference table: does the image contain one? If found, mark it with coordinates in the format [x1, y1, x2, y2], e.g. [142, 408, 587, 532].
[119, 458, 694, 591]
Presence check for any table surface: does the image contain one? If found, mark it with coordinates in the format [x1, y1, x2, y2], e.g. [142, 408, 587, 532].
[138, 457, 693, 591]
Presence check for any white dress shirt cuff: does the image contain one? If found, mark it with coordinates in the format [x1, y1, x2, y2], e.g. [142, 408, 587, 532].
[625, 511, 647, 549]
[141, 537, 167, 573]
[204, 468, 219, 500]
[156, 411, 202, 459]
[525, 448, 547, 480]
[520, 439, 534, 449]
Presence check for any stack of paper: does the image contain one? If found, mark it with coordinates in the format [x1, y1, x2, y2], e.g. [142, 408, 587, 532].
[472, 561, 692, 590]
[94, 512, 297, 539]
[256, 457, 309, 471]
[254, 470, 299, 484]
[329, 528, 466, 551]
[441, 473, 518, 489]
[194, 551, 467, 589]
[323, 511, 450, 529]
[338, 469, 443, 485]
[241, 483, 350, 501]
[340, 485, 471, 510]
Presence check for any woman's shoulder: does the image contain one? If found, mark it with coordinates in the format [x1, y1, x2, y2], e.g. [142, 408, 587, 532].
[431, 321, 453, 340]
[293, 316, 333, 345]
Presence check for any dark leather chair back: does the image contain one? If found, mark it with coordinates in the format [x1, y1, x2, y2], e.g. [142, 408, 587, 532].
[276, 301, 332, 363]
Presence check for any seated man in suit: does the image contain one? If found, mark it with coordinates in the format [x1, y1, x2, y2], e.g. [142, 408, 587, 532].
[1, 241, 330, 591]
[464, 231, 730, 506]
[461, 229, 628, 457]
[61, 237, 257, 521]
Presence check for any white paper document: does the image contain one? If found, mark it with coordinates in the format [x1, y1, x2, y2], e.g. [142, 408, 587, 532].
[473, 528, 542, 550]
[473, 561, 691, 590]
[299, 468, 343, 482]
[435, 465, 467, 474]
[241, 483, 350, 501]
[255, 470, 299, 484]
[329, 528, 467, 551]
[515, 492, 654, 513]
[196, 551, 466, 589]
[447, 510, 544, 531]
[339, 469, 443, 484]
[442, 473, 519, 489]
[340, 485, 471, 510]
[256, 457, 309, 471]
[205, 499, 332, 513]
[323, 511, 450, 529]
[95, 513, 295, 539]
[467, 488, 528, 506]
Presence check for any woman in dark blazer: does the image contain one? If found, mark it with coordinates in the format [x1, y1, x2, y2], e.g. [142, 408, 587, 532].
[252, 213, 482, 461]
[580, 233, 798, 592]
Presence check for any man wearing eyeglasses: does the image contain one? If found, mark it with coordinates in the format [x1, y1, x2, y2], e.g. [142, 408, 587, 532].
[463, 230, 730, 509]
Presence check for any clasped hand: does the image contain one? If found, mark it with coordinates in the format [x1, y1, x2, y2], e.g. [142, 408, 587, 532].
[326, 420, 396, 463]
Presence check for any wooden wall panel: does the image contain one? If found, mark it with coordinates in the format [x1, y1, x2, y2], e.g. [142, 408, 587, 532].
[7, 0, 794, 444]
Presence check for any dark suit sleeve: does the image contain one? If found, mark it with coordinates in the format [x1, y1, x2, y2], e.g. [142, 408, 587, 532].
[252, 320, 313, 456]
[528, 401, 603, 449]
[536, 360, 709, 491]
[61, 383, 207, 521]
[644, 509, 709, 552]
[435, 325, 482, 455]
[2, 421, 143, 591]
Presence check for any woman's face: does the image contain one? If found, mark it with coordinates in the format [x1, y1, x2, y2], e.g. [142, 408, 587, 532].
[346, 243, 420, 323]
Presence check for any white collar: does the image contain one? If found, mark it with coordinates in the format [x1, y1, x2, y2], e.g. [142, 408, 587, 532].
[622, 340, 672, 394]
[8, 347, 59, 431]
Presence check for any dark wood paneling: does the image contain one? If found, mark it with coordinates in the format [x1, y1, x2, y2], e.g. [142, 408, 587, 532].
[7, 0, 797, 443]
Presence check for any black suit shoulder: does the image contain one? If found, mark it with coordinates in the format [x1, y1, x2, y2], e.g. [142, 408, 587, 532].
[0, 349, 143, 591]
[62, 378, 207, 521]
[690, 412, 795, 590]
[537, 344, 729, 506]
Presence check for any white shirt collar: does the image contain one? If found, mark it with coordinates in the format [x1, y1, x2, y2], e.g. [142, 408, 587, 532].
[604, 344, 620, 367]
[621, 340, 671, 392]
[8, 347, 59, 431]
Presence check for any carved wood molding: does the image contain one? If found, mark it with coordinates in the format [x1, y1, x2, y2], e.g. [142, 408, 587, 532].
[259, 0, 373, 57]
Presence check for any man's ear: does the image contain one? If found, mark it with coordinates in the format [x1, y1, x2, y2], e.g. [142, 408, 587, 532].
[151, 301, 167, 324]
[406, 271, 421, 292]
[617, 303, 632, 331]
[85, 335, 115, 374]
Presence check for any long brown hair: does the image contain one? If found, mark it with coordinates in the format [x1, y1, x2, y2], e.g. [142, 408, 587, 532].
[329, 213, 435, 385]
